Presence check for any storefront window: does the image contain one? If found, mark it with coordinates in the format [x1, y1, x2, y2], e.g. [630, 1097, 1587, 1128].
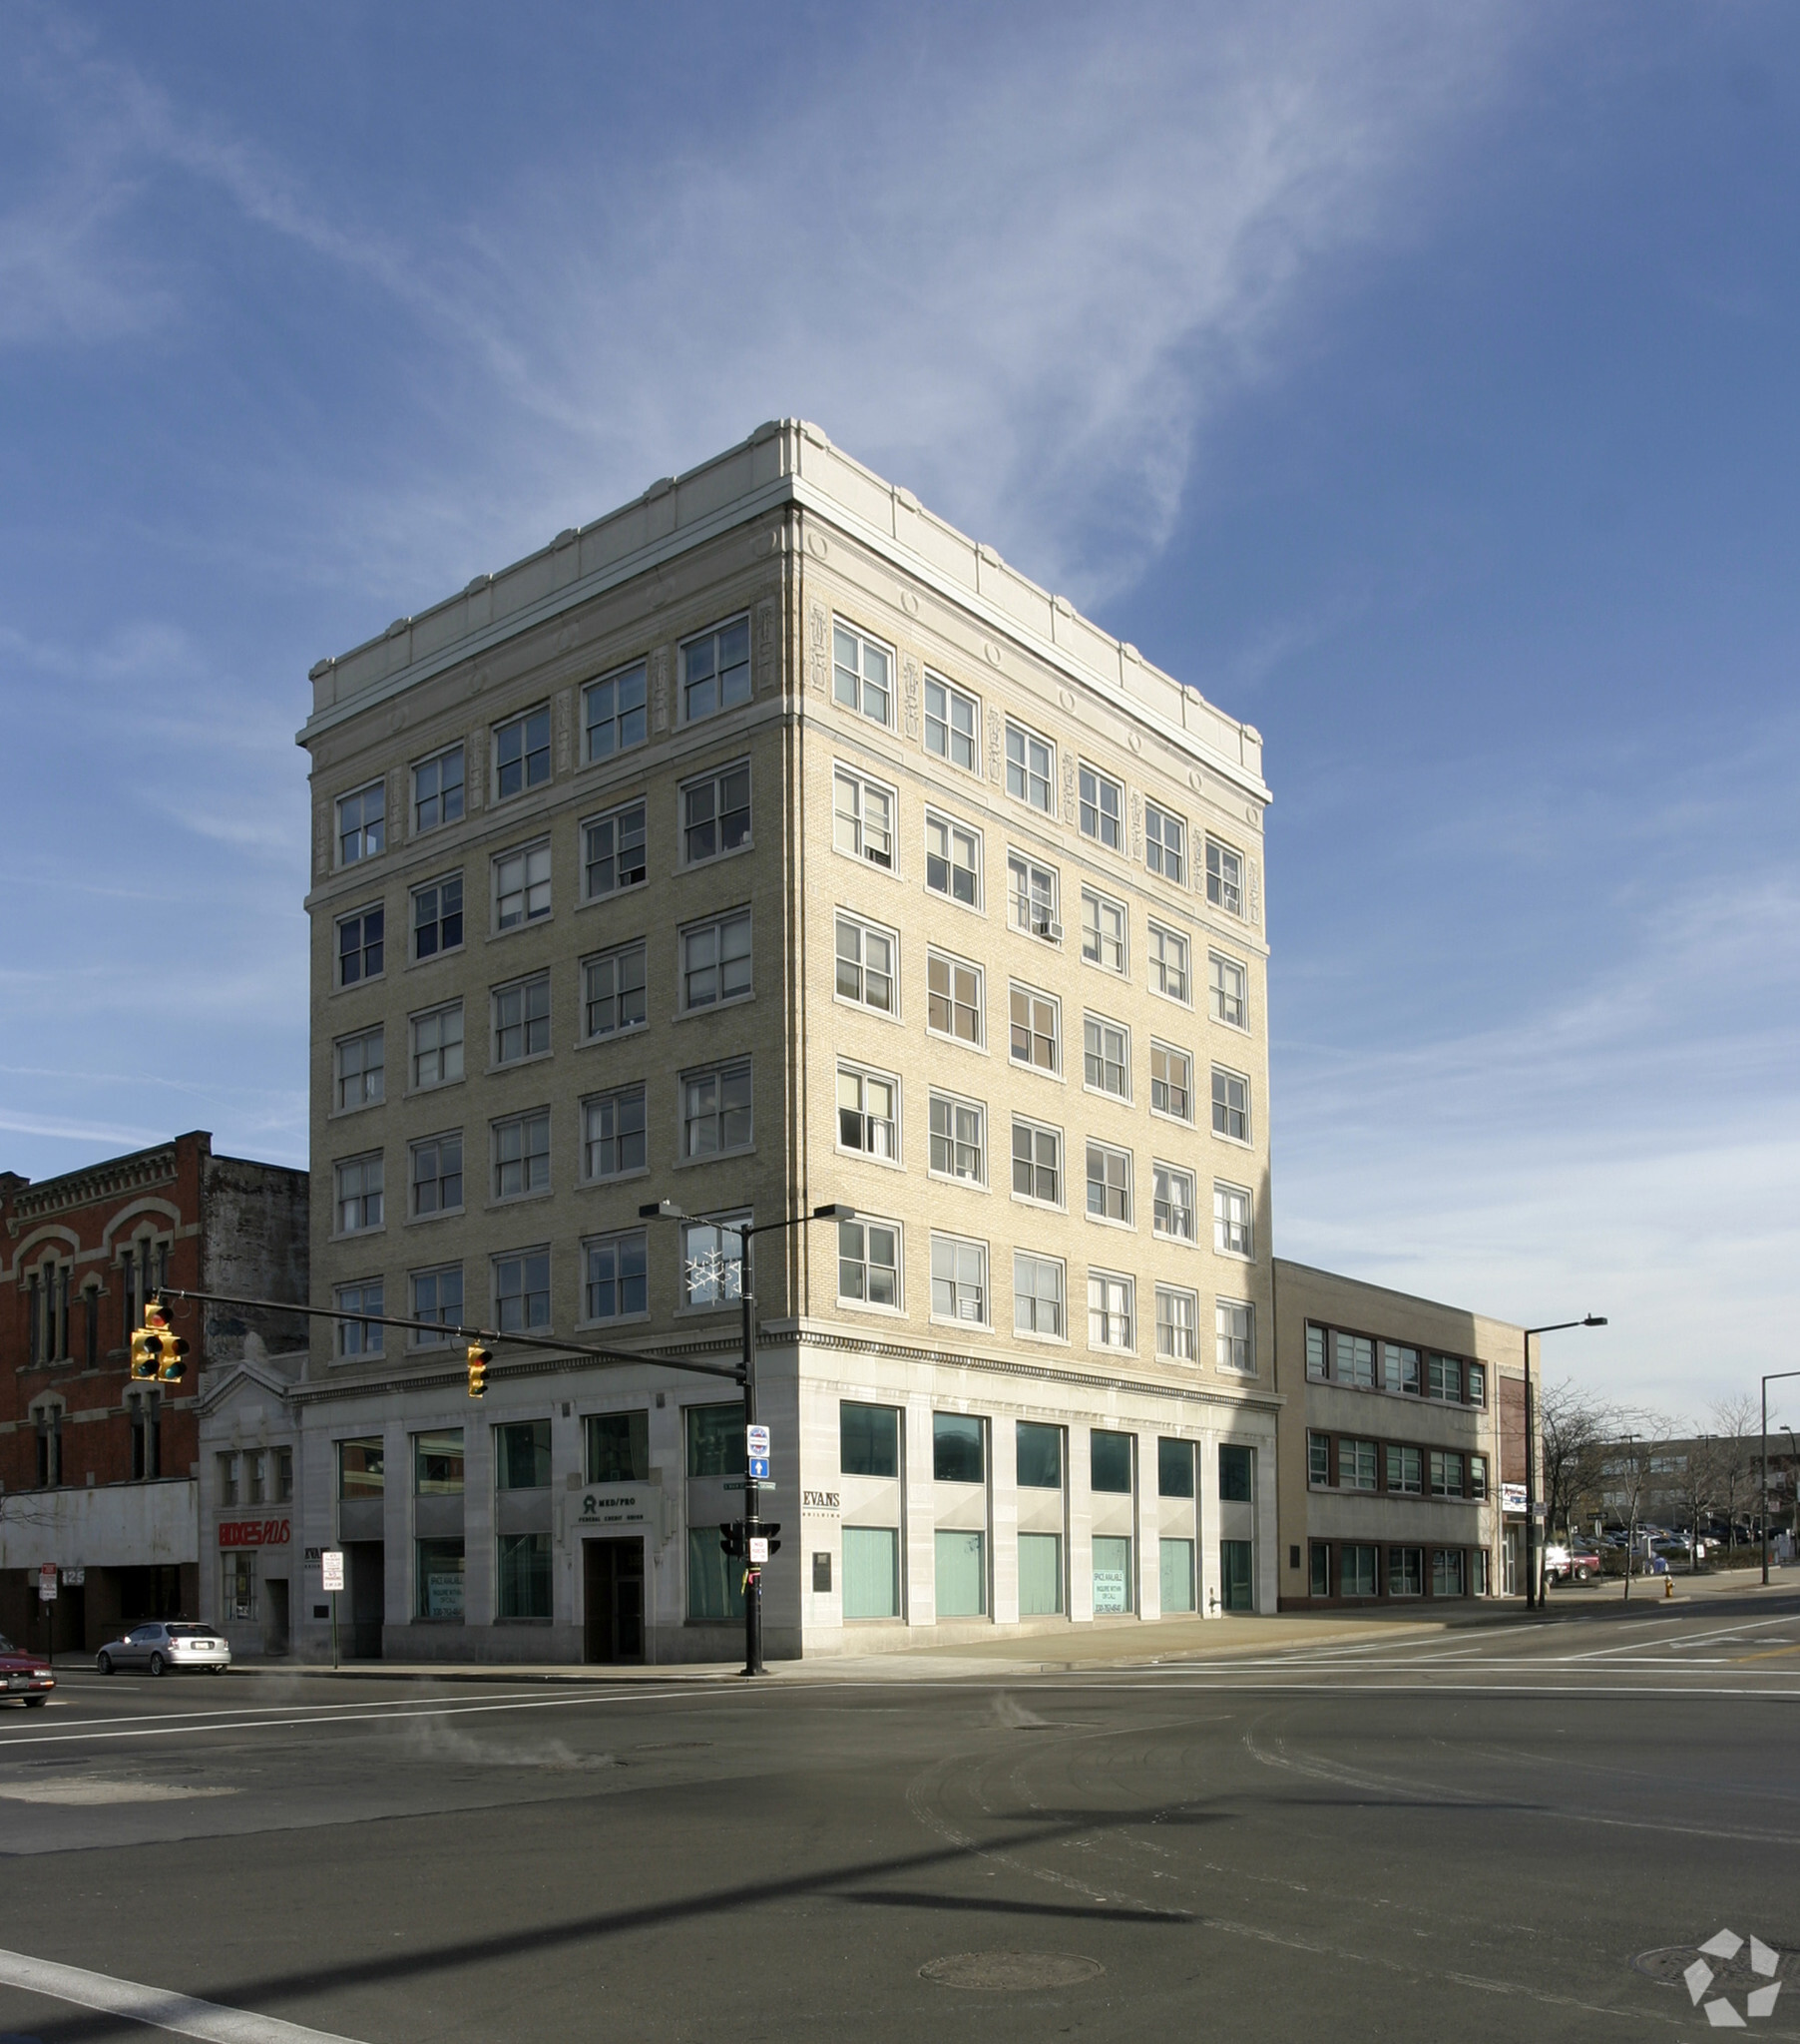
[686, 1403, 746, 1478]
[840, 1402, 900, 1477]
[842, 1526, 900, 1619]
[1016, 1422, 1062, 1490]
[495, 1420, 551, 1490]
[1093, 1534, 1132, 1613]
[686, 1527, 745, 1621]
[1160, 1537, 1195, 1612]
[414, 1430, 465, 1495]
[932, 1414, 984, 1483]
[1157, 1439, 1195, 1498]
[497, 1532, 552, 1618]
[1091, 1431, 1133, 1495]
[1019, 1532, 1063, 1615]
[1218, 1444, 1253, 1503]
[222, 1551, 256, 1621]
[416, 1538, 465, 1619]
[934, 1530, 986, 1616]
[337, 1437, 383, 1499]
[586, 1410, 650, 1483]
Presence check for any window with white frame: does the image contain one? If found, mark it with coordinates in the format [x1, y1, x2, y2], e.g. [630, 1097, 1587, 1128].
[584, 800, 647, 898]
[413, 746, 464, 833]
[1008, 852, 1059, 940]
[836, 1065, 898, 1161]
[1209, 951, 1248, 1029]
[1149, 1042, 1192, 1121]
[494, 841, 551, 929]
[832, 622, 892, 726]
[1148, 922, 1189, 1003]
[1011, 1118, 1061, 1205]
[1005, 722, 1055, 812]
[931, 1235, 988, 1323]
[1215, 1298, 1254, 1373]
[837, 1217, 900, 1306]
[1008, 984, 1059, 1073]
[493, 973, 551, 1064]
[1086, 1143, 1130, 1224]
[335, 1026, 384, 1111]
[411, 1002, 464, 1089]
[583, 941, 647, 1039]
[585, 1230, 648, 1321]
[924, 673, 979, 770]
[681, 618, 750, 722]
[1213, 1182, 1252, 1257]
[584, 662, 648, 763]
[410, 1133, 463, 1217]
[337, 905, 384, 986]
[412, 873, 463, 960]
[833, 767, 894, 870]
[1083, 1014, 1128, 1099]
[411, 1265, 463, 1344]
[493, 1110, 550, 1199]
[494, 1250, 551, 1332]
[335, 1278, 382, 1356]
[1088, 1272, 1133, 1349]
[927, 950, 981, 1044]
[682, 763, 750, 864]
[682, 1062, 752, 1158]
[1211, 1066, 1250, 1142]
[1081, 888, 1126, 973]
[681, 908, 752, 1010]
[1144, 802, 1185, 883]
[1014, 1252, 1065, 1337]
[493, 707, 551, 800]
[928, 1092, 984, 1183]
[1155, 1285, 1197, 1361]
[1152, 1163, 1196, 1243]
[1339, 1440, 1378, 1492]
[835, 912, 896, 1015]
[680, 1214, 745, 1306]
[327, 1153, 382, 1240]
[1387, 1444, 1423, 1495]
[337, 780, 385, 865]
[925, 812, 980, 906]
[583, 1085, 647, 1181]
[1079, 765, 1123, 850]
[1205, 837, 1243, 916]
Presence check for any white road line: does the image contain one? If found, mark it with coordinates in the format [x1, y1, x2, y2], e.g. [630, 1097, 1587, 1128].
[4, 1686, 632, 1737]
[0, 1946, 365, 2044]
[1554, 1615, 1800, 1661]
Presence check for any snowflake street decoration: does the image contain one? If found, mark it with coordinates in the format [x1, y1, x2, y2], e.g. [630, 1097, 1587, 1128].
[683, 1249, 742, 1306]
[1684, 1929, 1782, 2027]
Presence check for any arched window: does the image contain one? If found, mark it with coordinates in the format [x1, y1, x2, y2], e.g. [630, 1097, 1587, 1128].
[27, 1259, 72, 1366]
[120, 1234, 170, 1339]
[30, 1398, 65, 1488]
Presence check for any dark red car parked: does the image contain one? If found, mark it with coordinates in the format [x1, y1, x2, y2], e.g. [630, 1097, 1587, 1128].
[0, 1632, 55, 1708]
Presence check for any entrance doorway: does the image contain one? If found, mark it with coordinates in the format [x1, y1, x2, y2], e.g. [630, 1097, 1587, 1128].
[345, 1541, 384, 1659]
[584, 1538, 646, 1664]
[264, 1578, 290, 1657]
[1220, 1540, 1254, 1613]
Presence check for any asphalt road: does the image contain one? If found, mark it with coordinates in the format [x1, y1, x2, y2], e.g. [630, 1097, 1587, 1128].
[2, 1590, 1798, 2044]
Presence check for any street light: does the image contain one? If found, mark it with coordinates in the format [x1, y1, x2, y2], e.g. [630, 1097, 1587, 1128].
[1524, 1314, 1607, 1611]
[1760, 1371, 1800, 1585]
[640, 1198, 854, 1675]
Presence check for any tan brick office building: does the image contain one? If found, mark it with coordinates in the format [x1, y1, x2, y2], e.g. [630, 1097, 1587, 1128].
[265, 421, 1277, 1663]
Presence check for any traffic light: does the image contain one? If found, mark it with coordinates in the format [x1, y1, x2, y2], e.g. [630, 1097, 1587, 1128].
[762, 1523, 782, 1558]
[466, 1344, 492, 1398]
[130, 1300, 170, 1380]
[157, 1329, 190, 1382]
[718, 1520, 744, 1559]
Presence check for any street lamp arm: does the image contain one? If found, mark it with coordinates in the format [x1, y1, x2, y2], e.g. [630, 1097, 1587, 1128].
[1523, 1311, 1607, 1611]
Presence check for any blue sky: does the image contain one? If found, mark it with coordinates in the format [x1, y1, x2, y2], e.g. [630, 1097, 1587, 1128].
[2, 2, 1795, 1421]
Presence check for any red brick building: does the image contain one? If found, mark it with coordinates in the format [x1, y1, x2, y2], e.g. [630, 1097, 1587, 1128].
[0, 1132, 307, 1655]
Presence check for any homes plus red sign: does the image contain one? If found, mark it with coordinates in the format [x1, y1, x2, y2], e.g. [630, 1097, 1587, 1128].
[219, 1519, 290, 1549]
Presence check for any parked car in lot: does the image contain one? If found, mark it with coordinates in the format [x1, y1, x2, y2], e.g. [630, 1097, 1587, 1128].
[0, 1632, 55, 1708]
[96, 1623, 230, 1677]
[1544, 1544, 1601, 1584]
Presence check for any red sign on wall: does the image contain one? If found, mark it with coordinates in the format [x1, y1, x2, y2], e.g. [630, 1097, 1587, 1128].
[219, 1518, 290, 1549]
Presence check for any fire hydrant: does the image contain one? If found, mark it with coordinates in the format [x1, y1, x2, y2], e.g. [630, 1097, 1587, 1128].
[1663, 1574, 1674, 1599]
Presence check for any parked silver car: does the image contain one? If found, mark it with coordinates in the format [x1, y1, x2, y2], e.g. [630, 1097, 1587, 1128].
[96, 1623, 230, 1677]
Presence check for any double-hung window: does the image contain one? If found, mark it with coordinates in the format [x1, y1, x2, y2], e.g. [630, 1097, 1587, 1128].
[1149, 1042, 1192, 1121]
[493, 973, 551, 1065]
[412, 873, 463, 960]
[336, 1279, 382, 1356]
[1209, 952, 1248, 1028]
[838, 1218, 900, 1306]
[832, 623, 892, 725]
[1081, 888, 1126, 973]
[681, 909, 752, 1010]
[1079, 766, 1122, 849]
[1388, 1444, 1423, 1495]
[924, 674, 978, 770]
[1008, 853, 1059, 940]
[335, 1027, 384, 1111]
[681, 619, 749, 722]
[682, 764, 750, 864]
[583, 1086, 647, 1181]
[925, 812, 980, 905]
[1086, 1143, 1130, 1224]
[1011, 1119, 1061, 1205]
[585, 1230, 648, 1321]
[927, 951, 981, 1044]
[583, 941, 647, 1039]
[1308, 1433, 1331, 1486]
[1340, 1439, 1378, 1491]
[411, 1002, 463, 1088]
[494, 1251, 551, 1332]
[1148, 923, 1189, 1003]
[584, 800, 647, 898]
[1155, 1286, 1197, 1361]
[1333, 1330, 1376, 1388]
[1083, 1015, 1128, 1099]
[682, 1062, 752, 1158]
[1205, 837, 1243, 916]
[835, 913, 895, 1015]
[1144, 802, 1185, 883]
[931, 1235, 987, 1323]
[493, 707, 551, 800]
[338, 781, 385, 865]
[411, 1266, 462, 1344]
[1009, 984, 1059, 1074]
[493, 1111, 550, 1199]
[410, 1133, 463, 1217]
[1215, 1299, 1254, 1373]
[1466, 1362, 1488, 1407]
[1152, 1164, 1195, 1243]
[1014, 1253, 1065, 1337]
[1005, 722, 1055, 812]
[338, 906, 384, 986]
[833, 767, 894, 869]
[584, 663, 648, 762]
[494, 842, 551, 929]
[1211, 1066, 1250, 1142]
[1213, 1183, 1252, 1257]
[837, 1065, 898, 1161]
[928, 1092, 984, 1183]
[413, 746, 464, 832]
[1428, 1354, 1464, 1402]
[335, 1154, 383, 1234]
[1430, 1450, 1466, 1499]
[1088, 1273, 1133, 1350]
[1384, 1342, 1422, 1395]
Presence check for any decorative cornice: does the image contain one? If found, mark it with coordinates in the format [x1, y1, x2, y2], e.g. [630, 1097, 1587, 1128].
[7, 1147, 180, 1232]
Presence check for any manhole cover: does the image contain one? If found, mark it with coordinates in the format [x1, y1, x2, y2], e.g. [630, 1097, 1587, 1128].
[921, 1952, 1105, 1991]
[1633, 1945, 1792, 1992]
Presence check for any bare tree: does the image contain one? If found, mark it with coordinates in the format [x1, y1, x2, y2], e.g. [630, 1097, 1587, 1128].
[1540, 1380, 1614, 1547]
[1708, 1394, 1762, 1550]
[1594, 1415, 1677, 1601]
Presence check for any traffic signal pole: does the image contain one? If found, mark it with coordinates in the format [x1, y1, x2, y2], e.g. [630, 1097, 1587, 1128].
[740, 1230, 764, 1679]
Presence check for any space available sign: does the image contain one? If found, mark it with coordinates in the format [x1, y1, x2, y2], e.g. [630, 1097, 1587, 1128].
[219, 1518, 291, 1548]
